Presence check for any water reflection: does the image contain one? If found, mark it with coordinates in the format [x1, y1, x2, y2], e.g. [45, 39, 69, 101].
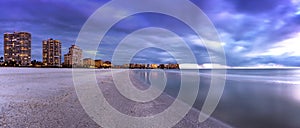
[291, 84, 300, 102]
[133, 69, 300, 128]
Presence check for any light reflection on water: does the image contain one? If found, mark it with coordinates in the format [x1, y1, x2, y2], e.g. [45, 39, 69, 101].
[292, 84, 300, 101]
[133, 69, 300, 128]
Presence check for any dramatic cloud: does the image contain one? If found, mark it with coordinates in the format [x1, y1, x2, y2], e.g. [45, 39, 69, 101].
[226, 0, 291, 14]
[0, 0, 299, 67]
[197, 0, 300, 66]
[0, 0, 108, 60]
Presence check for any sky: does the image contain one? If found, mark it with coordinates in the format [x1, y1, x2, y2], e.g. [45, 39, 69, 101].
[0, 0, 300, 67]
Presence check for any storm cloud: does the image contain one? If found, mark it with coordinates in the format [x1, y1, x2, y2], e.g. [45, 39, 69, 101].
[0, 0, 299, 67]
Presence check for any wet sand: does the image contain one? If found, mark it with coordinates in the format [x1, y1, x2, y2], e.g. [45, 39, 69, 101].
[0, 68, 228, 128]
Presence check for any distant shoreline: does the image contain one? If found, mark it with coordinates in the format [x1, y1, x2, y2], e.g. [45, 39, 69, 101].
[1, 66, 300, 70]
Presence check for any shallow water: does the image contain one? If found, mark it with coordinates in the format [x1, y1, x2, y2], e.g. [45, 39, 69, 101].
[133, 69, 300, 128]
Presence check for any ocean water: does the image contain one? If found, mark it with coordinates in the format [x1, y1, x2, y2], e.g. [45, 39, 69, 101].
[133, 69, 300, 128]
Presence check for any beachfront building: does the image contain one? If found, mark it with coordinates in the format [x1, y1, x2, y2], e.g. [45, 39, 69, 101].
[4, 32, 31, 66]
[158, 64, 165, 69]
[122, 64, 130, 68]
[64, 45, 83, 67]
[150, 64, 158, 69]
[103, 61, 112, 68]
[83, 58, 95, 68]
[129, 63, 146, 69]
[95, 59, 103, 68]
[166, 64, 179, 69]
[42, 38, 61, 67]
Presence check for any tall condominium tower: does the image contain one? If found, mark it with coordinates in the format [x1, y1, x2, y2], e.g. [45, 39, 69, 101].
[4, 32, 31, 66]
[64, 45, 83, 67]
[42, 38, 61, 67]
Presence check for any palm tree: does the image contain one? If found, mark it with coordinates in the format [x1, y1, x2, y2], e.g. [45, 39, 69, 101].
[0, 56, 3, 62]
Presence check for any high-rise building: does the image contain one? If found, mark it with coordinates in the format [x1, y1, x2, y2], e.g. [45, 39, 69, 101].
[4, 32, 31, 66]
[64, 45, 83, 67]
[83, 58, 95, 68]
[42, 38, 61, 67]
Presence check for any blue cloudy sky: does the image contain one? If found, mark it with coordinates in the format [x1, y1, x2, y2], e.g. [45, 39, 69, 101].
[0, 0, 300, 67]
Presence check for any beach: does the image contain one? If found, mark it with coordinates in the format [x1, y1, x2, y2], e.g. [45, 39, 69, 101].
[0, 68, 227, 128]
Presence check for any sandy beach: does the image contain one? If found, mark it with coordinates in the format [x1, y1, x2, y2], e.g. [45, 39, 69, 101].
[0, 68, 228, 128]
